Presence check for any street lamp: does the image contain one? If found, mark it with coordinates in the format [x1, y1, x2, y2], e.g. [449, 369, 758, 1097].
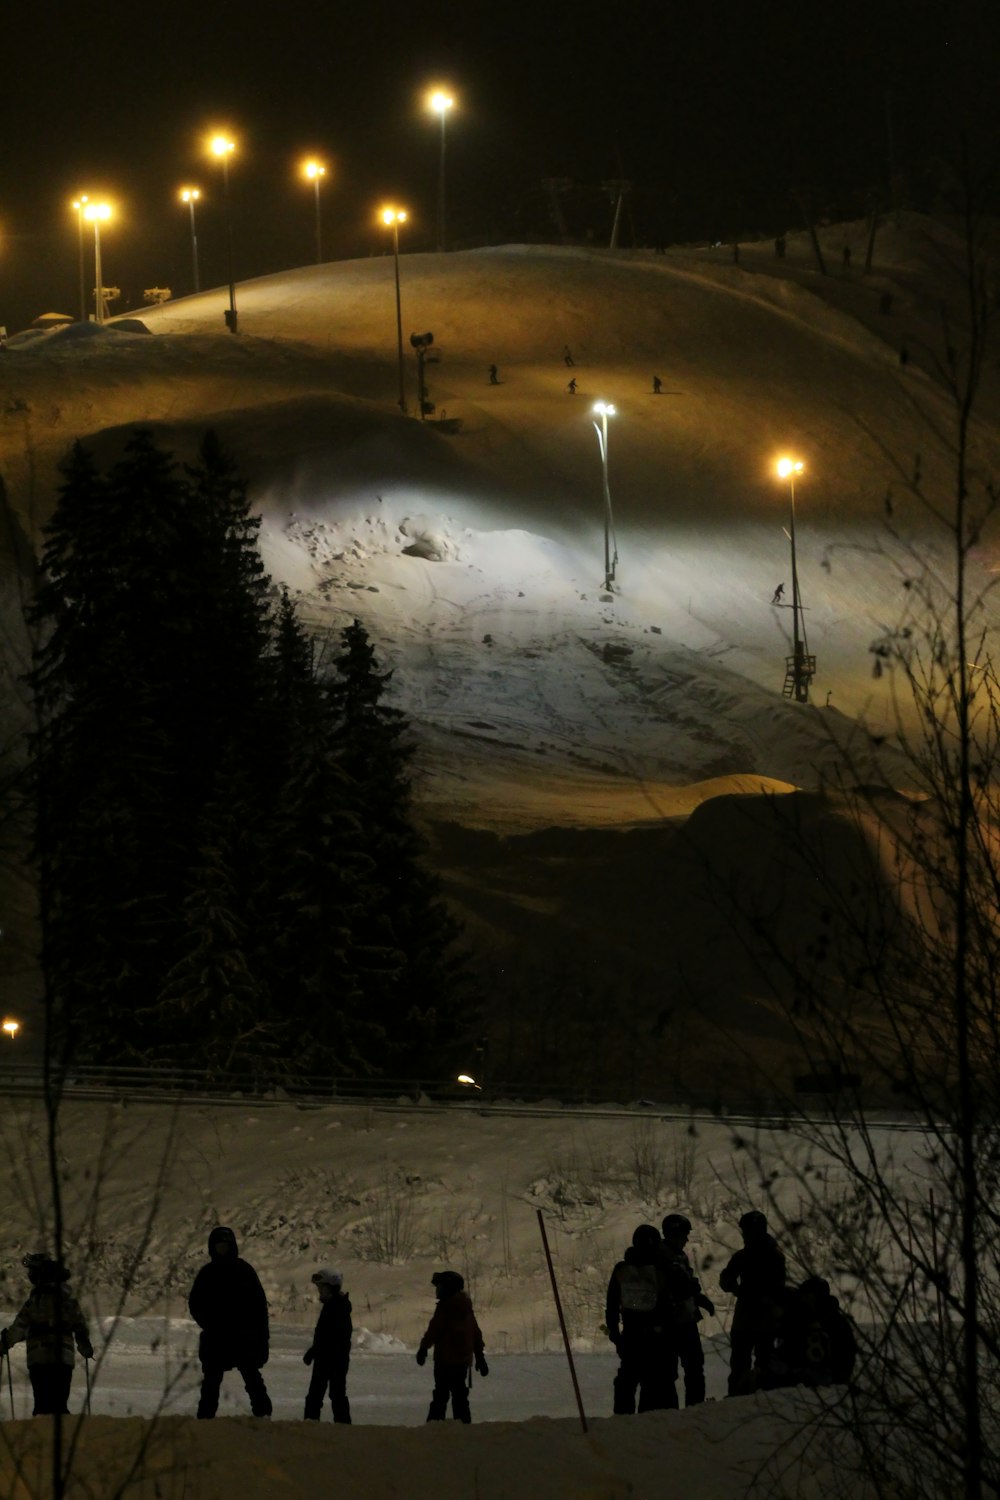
[592, 401, 618, 591]
[776, 455, 815, 702]
[70, 195, 89, 322]
[83, 202, 112, 324]
[179, 188, 202, 293]
[209, 132, 237, 333]
[381, 206, 408, 414]
[301, 159, 327, 264]
[427, 88, 455, 252]
[2, 1018, 19, 1041]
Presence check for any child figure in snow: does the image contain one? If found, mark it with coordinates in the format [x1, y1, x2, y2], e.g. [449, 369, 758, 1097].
[303, 1267, 352, 1421]
[0, 1254, 93, 1415]
[415, 1270, 488, 1422]
[605, 1224, 675, 1413]
[188, 1225, 272, 1418]
[659, 1213, 715, 1406]
[719, 1210, 786, 1395]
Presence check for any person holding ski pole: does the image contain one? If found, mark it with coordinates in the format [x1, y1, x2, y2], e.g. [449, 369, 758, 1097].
[0, 1254, 93, 1415]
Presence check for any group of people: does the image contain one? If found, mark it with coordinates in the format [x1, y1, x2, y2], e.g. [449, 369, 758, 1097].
[605, 1210, 856, 1412]
[486, 348, 664, 401]
[0, 1213, 854, 1424]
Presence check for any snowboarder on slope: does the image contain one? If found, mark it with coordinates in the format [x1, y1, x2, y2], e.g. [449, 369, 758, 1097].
[303, 1267, 353, 1421]
[0, 1255, 93, 1415]
[605, 1224, 676, 1413]
[719, 1210, 786, 1395]
[188, 1225, 272, 1418]
[416, 1270, 487, 1422]
[567, 377, 577, 395]
[771, 583, 785, 604]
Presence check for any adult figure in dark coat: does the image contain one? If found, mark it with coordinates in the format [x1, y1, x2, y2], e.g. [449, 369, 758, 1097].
[188, 1225, 272, 1418]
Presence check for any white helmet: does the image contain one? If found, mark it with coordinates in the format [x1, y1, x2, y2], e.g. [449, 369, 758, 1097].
[311, 1268, 343, 1289]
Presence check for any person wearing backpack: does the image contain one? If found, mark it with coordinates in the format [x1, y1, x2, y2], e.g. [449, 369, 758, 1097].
[0, 1254, 93, 1415]
[604, 1224, 676, 1414]
[659, 1214, 715, 1406]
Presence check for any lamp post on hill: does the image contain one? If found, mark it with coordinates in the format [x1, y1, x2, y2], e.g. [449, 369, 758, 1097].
[70, 195, 89, 321]
[381, 206, 408, 414]
[592, 401, 618, 591]
[776, 455, 815, 702]
[301, 159, 327, 264]
[210, 132, 237, 332]
[83, 202, 111, 324]
[179, 188, 202, 293]
[427, 88, 455, 252]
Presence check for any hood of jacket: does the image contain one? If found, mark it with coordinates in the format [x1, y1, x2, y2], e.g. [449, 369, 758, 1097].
[208, 1226, 239, 1260]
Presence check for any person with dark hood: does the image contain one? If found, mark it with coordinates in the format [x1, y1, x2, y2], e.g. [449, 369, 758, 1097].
[303, 1267, 352, 1422]
[188, 1225, 272, 1419]
[659, 1214, 714, 1406]
[769, 1275, 857, 1389]
[0, 1254, 92, 1415]
[605, 1224, 675, 1414]
[416, 1270, 487, 1423]
[719, 1210, 786, 1395]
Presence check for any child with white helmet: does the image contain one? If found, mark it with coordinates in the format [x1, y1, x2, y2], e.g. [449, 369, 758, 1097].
[303, 1268, 352, 1422]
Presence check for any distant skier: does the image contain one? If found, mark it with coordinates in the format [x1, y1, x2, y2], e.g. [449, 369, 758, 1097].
[416, 1270, 487, 1422]
[303, 1268, 352, 1422]
[605, 1224, 675, 1414]
[652, 375, 662, 394]
[0, 1255, 93, 1416]
[567, 377, 577, 395]
[771, 583, 785, 604]
[188, 1226, 272, 1419]
[488, 364, 499, 385]
[719, 1211, 786, 1395]
[563, 344, 575, 366]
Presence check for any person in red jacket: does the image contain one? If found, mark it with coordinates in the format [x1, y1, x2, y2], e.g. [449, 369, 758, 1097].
[415, 1270, 488, 1423]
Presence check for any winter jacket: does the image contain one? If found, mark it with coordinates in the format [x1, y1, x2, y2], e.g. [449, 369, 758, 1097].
[658, 1246, 704, 1326]
[2, 1284, 91, 1369]
[719, 1235, 786, 1332]
[306, 1291, 352, 1370]
[417, 1290, 484, 1367]
[188, 1226, 269, 1370]
[605, 1243, 665, 1344]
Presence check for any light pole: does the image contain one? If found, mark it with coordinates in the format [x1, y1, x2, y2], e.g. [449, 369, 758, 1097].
[210, 133, 237, 333]
[179, 188, 202, 293]
[71, 195, 89, 322]
[427, 88, 454, 252]
[83, 202, 111, 323]
[381, 207, 408, 414]
[776, 455, 814, 702]
[592, 401, 618, 591]
[302, 160, 327, 264]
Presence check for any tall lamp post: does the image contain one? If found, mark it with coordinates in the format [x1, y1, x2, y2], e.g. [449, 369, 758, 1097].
[592, 401, 618, 591]
[381, 206, 408, 414]
[301, 159, 327, 264]
[427, 88, 454, 252]
[83, 202, 111, 324]
[210, 133, 237, 333]
[179, 188, 202, 293]
[776, 455, 815, 702]
[70, 195, 89, 322]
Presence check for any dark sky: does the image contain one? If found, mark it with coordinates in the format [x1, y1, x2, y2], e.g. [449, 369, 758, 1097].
[1, 0, 996, 331]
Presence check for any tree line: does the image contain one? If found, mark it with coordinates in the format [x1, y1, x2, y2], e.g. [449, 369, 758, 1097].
[29, 429, 466, 1078]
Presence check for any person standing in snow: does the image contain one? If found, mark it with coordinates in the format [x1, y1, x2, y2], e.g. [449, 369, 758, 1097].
[188, 1225, 272, 1418]
[0, 1254, 93, 1415]
[605, 1224, 675, 1413]
[488, 364, 499, 385]
[567, 377, 577, 395]
[303, 1267, 352, 1421]
[563, 344, 576, 366]
[652, 375, 662, 394]
[415, 1270, 487, 1422]
[659, 1214, 714, 1406]
[719, 1210, 786, 1395]
[771, 582, 785, 604]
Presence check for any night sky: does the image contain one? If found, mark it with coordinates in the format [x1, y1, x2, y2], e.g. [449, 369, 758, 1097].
[2, 0, 996, 332]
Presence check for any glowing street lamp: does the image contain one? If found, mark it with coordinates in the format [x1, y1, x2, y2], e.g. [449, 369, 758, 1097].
[301, 159, 327, 264]
[456, 1073, 482, 1090]
[2, 1018, 19, 1040]
[209, 132, 238, 333]
[775, 455, 815, 702]
[83, 202, 112, 324]
[179, 188, 202, 293]
[70, 195, 90, 322]
[426, 88, 455, 252]
[592, 402, 618, 591]
[381, 206, 408, 414]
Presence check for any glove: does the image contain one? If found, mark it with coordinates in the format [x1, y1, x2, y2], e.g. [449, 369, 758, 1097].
[697, 1295, 716, 1317]
[79, 1340, 94, 1361]
[475, 1353, 489, 1378]
[415, 1347, 427, 1367]
[303, 1347, 314, 1366]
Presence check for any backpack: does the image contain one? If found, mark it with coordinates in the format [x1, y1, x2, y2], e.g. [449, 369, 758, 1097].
[618, 1262, 660, 1314]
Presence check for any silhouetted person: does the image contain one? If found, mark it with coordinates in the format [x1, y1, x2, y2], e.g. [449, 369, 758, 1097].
[732, 242, 740, 263]
[1, 1255, 92, 1416]
[652, 375, 662, 394]
[768, 1276, 857, 1389]
[189, 1226, 271, 1419]
[605, 1224, 676, 1414]
[719, 1211, 786, 1395]
[775, 235, 786, 259]
[567, 378, 577, 395]
[842, 244, 852, 269]
[303, 1268, 352, 1422]
[488, 364, 499, 385]
[416, 1271, 487, 1423]
[660, 1215, 714, 1407]
[899, 344, 909, 366]
[563, 344, 575, 366]
[771, 583, 785, 604]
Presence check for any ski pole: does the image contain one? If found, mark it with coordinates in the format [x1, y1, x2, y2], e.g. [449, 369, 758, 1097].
[536, 1209, 588, 1434]
[4, 1350, 12, 1419]
[84, 1357, 91, 1415]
